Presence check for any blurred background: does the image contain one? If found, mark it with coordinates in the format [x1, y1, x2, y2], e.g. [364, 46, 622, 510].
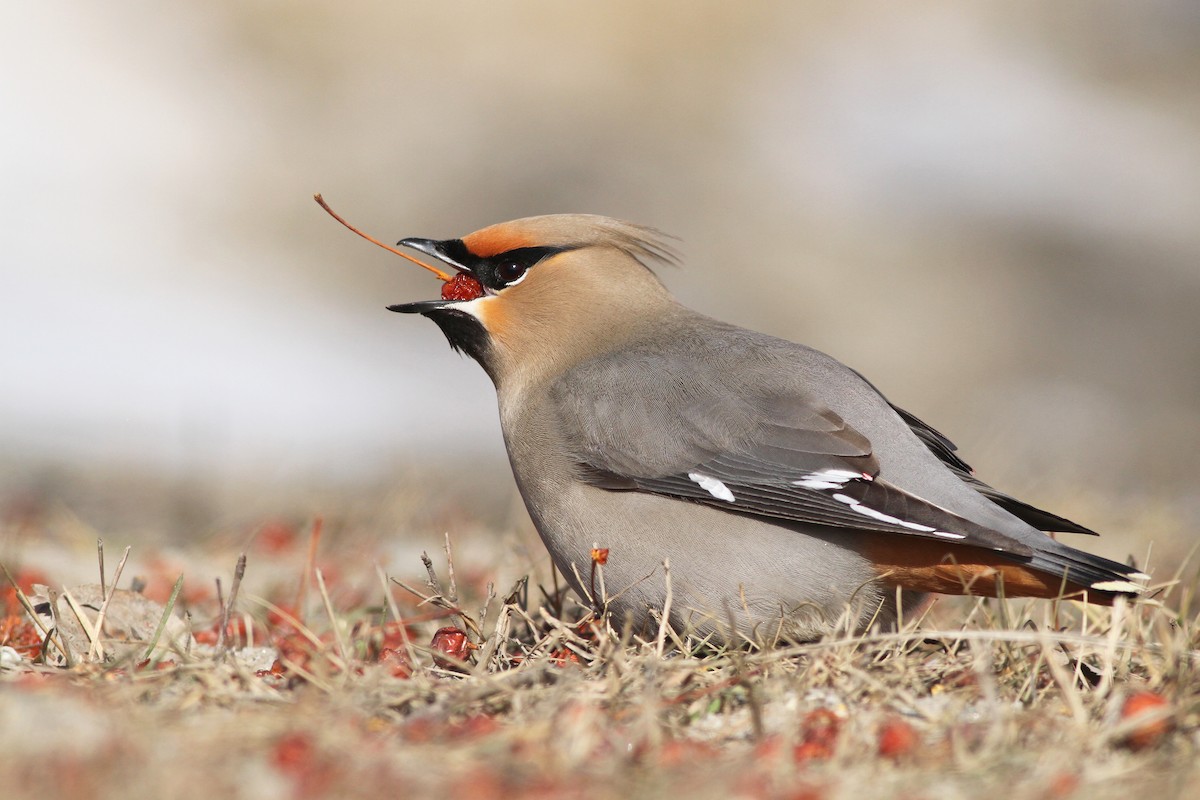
[2, 1, 1197, 570]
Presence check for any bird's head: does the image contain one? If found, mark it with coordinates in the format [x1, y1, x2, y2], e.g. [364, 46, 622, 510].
[389, 214, 678, 388]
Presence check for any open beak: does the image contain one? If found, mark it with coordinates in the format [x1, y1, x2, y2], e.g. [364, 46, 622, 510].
[395, 238, 473, 273]
[387, 237, 474, 314]
[386, 299, 451, 314]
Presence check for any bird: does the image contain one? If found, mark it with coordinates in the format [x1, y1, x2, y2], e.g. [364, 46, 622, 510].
[386, 214, 1147, 644]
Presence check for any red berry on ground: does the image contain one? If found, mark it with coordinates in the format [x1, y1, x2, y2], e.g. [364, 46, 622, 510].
[794, 709, 840, 762]
[430, 626, 472, 670]
[378, 647, 413, 679]
[1120, 691, 1171, 750]
[877, 717, 920, 759]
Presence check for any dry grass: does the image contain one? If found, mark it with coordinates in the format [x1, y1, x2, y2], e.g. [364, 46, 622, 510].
[2, 496, 1198, 800]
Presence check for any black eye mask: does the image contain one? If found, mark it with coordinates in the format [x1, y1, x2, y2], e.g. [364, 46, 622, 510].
[434, 240, 568, 291]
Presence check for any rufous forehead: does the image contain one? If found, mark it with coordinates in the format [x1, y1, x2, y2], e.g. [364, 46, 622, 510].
[462, 225, 535, 258]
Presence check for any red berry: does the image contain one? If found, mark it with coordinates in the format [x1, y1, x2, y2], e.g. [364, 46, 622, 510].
[877, 717, 920, 759]
[793, 709, 841, 762]
[430, 626, 472, 670]
[441, 274, 484, 301]
[1120, 691, 1171, 750]
[549, 647, 582, 667]
[378, 647, 413, 679]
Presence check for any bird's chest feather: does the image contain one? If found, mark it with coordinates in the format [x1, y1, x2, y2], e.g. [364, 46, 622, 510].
[498, 400, 582, 530]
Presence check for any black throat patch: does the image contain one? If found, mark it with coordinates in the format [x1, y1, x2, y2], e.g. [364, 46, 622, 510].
[424, 308, 497, 382]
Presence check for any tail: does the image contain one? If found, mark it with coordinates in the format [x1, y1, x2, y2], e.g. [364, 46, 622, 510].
[1016, 537, 1148, 605]
[865, 533, 1148, 604]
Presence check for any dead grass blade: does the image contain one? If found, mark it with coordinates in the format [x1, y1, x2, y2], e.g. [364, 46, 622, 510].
[141, 573, 184, 661]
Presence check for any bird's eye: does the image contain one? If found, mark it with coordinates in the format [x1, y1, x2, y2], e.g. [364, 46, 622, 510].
[482, 246, 562, 289]
[496, 260, 527, 284]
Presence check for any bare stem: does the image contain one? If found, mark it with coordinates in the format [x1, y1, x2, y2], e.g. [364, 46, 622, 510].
[655, 558, 673, 658]
[295, 517, 324, 625]
[315, 568, 349, 665]
[46, 589, 75, 668]
[421, 551, 444, 598]
[97, 539, 106, 599]
[88, 545, 131, 663]
[444, 533, 458, 604]
[61, 587, 101, 661]
[142, 573, 185, 662]
[391, 576, 483, 639]
[218, 554, 247, 656]
[313, 194, 453, 281]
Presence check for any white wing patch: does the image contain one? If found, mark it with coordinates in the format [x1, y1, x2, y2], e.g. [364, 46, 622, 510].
[1090, 579, 1147, 593]
[830, 493, 965, 538]
[791, 469, 866, 491]
[790, 470, 966, 539]
[688, 472, 736, 503]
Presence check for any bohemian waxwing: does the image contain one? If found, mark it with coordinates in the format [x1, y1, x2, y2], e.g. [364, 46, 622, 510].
[388, 214, 1147, 643]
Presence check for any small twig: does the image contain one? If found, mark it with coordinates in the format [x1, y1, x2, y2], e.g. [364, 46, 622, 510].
[572, 562, 594, 609]
[391, 576, 437, 606]
[505, 605, 545, 659]
[474, 578, 521, 675]
[142, 574, 185, 661]
[375, 564, 404, 627]
[1040, 634, 1089, 725]
[421, 552, 445, 598]
[295, 517, 323, 625]
[376, 564, 419, 667]
[60, 588, 102, 662]
[45, 589, 75, 669]
[474, 608, 510, 676]
[534, 608, 593, 656]
[589, 562, 659, 614]
[97, 539, 106, 599]
[538, 582, 567, 618]
[719, 599, 751, 652]
[244, 595, 326, 650]
[444, 533, 458, 604]
[390, 576, 483, 638]
[214, 578, 226, 646]
[468, 581, 498, 676]
[217, 554, 247, 656]
[1, 562, 65, 661]
[504, 576, 528, 608]
[478, 581, 495, 633]
[88, 546, 132, 662]
[588, 546, 605, 614]
[548, 561, 564, 619]
[108, 546, 133, 593]
[655, 559, 673, 658]
[1096, 595, 1127, 698]
[415, 551, 483, 635]
[313, 194, 452, 281]
[315, 568, 349, 665]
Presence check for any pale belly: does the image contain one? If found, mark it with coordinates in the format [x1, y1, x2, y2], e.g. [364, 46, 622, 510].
[514, 473, 919, 643]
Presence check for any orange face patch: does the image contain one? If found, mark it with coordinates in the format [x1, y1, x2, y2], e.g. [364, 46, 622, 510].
[467, 294, 509, 338]
[462, 225, 534, 258]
